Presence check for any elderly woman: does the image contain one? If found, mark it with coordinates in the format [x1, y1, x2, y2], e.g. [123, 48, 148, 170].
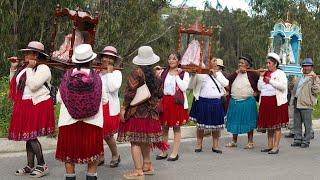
[257, 52, 288, 154]
[225, 54, 259, 149]
[56, 44, 105, 180]
[118, 46, 167, 179]
[8, 41, 55, 178]
[189, 58, 229, 153]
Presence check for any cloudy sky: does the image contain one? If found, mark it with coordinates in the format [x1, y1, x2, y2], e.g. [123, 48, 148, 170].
[170, 0, 250, 12]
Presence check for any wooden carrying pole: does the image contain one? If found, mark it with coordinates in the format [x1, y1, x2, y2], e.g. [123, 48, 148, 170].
[8, 58, 123, 71]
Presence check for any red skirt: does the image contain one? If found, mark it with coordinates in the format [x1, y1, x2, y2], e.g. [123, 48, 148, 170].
[257, 96, 289, 130]
[103, 103, 120, 137]
[56, 121, 104, 164]
[8, 98, 55, 141]
[117, 118, 168, 151]
[159, 95, 189, 127]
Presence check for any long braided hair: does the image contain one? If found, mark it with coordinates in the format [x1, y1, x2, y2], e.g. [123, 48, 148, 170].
[140, 65, 158, 94]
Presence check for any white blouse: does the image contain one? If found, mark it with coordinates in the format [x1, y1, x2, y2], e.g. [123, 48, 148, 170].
[199, 74, 226, 99]
[16, 68, 32, 100]
[163, 71, 190, 109]
[100, 70, 122, 116]
[258, 69, 288, 106]
[163, 73, 189, 95]
[260, 82, 276, 96]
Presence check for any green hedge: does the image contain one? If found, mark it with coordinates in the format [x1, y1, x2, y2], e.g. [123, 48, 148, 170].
[0, 76, 12, 137]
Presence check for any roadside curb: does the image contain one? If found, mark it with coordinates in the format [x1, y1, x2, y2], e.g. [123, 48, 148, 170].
[1, 120, 319, 154]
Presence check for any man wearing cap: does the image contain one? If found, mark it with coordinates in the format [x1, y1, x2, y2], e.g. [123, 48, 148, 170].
[291, 58, 320, 148]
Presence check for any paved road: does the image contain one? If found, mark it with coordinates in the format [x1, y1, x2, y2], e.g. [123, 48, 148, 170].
[1, 132, 319, 180]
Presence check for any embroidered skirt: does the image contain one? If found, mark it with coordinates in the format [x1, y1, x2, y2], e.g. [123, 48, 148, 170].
[117, 118, 168, 151]
[257, 96, 289, 130]
[103, 103, 120, 138]
[159, 95, 189, 127]
[225, 96, 257, 134]
[56, 121, 104, 164]
[8, 98, 55, 141]
[190, 97, 224, 130]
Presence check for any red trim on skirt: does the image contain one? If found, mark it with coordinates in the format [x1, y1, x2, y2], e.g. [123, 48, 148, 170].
[102, 103, 120, 137]
[56, 121, 104, 164]
[257, 96, 289, 130]
[8, 98, 55, 141]
[159, 95, 189, 127]
[117, 118, 169, 151]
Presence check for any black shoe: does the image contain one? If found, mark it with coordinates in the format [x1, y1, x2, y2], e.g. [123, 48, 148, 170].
[109, 155, 120, 168]
[300, 143, 309, 148]
[261, 148, 272, 152]
[291, 142, 301, 147]
[97, 160, 104, 166]
[65, 174, 76, 180]
[268, 149, 279, 154]
[156, 154, 168, 160]
[285, 133, 295, 138]
[212, 148, 222, 154]
[195, 148, 202, 152]
[167, 154, 179, 161]
[86, 175, 97, 180]
[66, 177, 76, 180]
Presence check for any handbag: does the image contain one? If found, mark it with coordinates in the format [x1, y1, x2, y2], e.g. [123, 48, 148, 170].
[130, 83, 151, 106]
[174, 85, 184, 105]
[173, 71, 186, 105]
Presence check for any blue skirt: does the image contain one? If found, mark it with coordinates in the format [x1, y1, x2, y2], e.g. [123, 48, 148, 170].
[190, 97, 224, 130]
[225, 96, 257, 134]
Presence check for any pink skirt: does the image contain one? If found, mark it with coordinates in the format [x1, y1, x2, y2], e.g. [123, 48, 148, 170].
[56, 121, 104, 164]
[159, 95, 189, 127]
[8, 98, 55, 141]
[102, 103, 120, 137]
[257, 96, 289, 130]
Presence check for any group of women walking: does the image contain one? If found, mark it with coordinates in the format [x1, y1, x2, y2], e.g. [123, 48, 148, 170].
[8, 41, 289, 179]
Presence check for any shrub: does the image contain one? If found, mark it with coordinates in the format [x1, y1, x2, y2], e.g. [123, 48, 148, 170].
[0, 76, 12, 137]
